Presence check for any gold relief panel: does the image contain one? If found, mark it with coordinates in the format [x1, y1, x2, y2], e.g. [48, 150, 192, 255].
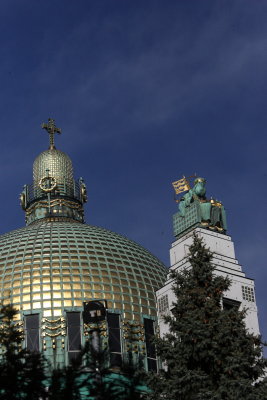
[32, 270, 40, 276]
[53, 309, 62, 316]
[114, 302, 123, 309]
[52, 284, 61, 290]
[102, 277, 110, 284]
[52, 276, 60, 282]
[43, 293, 51, 300]
[132, 296, 139, 304]
[33, 293, 41, 300]
[141, 298, 149, 307]
[131, 289, 138, 295]
[140, 290, 146, 297]
[105, 300, 112, 308]
[92, 292, 102, 299]
[103, 292, 112, 300]
[63, 283, 71, 290]
[83, 283, 91, 289]
[62, 276, 70, 282]
[22, 303, 31, 310]
[103, 284, 111, 291]
[33, 278, 40, 284]
[73, 291, 82, 298]
[112, 285, 121, 293]
[52, 292, 61, 299]
[43, 310, 52, 317]
[64, 292, 71, 298]
[43, 301, 52, 308]
[133, 313, 141, 321]
[52, 301, 62, 308]
[23, 272, 31, 278]
[124, 303, 131, 311]
[84, 291, 93, 298]
[33, 302, 41, 309]
[32, 285, 41, 293]
[142, 306, 149, 314]
[72, 269, 80, 274]
[123, 312, 133, 320]
[23, 294, 31, 302]
[64, 300, 72, 307]
[72, 276, 80, 282]
[93, 284, 102, 291]
[12, 296, 20, 303]
[133, 304, 141, 312]
[22, 285, 30, 293]
[73, 300, 82, 307]
[114, 294, 122, 301]
[13, 288, 20, 295]
[73, 284, 81, 290]
[123, 295, 130, 302]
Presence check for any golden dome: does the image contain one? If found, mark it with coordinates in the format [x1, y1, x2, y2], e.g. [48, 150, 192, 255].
[0, 220, 166, 321]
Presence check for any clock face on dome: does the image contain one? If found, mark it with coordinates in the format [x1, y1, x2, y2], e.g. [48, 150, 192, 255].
[39, 176, 57, 192]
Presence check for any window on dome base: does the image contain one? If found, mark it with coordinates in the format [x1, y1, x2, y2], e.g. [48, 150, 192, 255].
[67, 312, 81, 362]
[144, 318, 157, 372]
[25, 314, 40, 352]
[107, 313, 122, 367]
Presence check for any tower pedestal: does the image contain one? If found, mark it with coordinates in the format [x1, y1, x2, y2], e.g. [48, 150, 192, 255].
[157, 228, 259, 337]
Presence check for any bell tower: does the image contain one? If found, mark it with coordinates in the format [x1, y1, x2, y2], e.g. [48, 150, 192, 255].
[156, 176, 260, 337]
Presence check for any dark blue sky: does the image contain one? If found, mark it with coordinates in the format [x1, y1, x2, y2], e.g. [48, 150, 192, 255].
[0, 1, 267, 340]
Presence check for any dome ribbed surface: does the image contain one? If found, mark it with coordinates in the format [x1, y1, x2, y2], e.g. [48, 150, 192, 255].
[0, 220, 166, 320]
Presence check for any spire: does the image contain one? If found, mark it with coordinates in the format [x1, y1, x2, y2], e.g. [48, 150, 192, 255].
[42, 118, 61, 149]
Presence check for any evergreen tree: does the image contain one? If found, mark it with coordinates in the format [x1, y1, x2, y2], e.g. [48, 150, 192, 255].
[48, 333, 146, 400]
[0, 304, 47, 400]
[147, 233, 267, 400]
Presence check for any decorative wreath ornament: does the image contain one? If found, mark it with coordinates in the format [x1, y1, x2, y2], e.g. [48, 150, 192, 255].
[81, 183, 88, 203]
[39, 176, 57, 192]
[20, 192, 27, 210]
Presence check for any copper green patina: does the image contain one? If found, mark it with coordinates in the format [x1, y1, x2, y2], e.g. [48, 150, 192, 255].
[173, 177, 227, 238]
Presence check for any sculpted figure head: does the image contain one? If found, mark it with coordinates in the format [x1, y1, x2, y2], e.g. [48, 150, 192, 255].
[193, 177, 206, 199]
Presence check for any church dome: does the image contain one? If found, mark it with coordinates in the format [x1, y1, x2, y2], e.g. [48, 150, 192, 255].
[0, 118, 167, 369]
[0, 219, 166, 320]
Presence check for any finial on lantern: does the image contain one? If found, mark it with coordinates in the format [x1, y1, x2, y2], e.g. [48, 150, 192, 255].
[41, 118, 61, 149]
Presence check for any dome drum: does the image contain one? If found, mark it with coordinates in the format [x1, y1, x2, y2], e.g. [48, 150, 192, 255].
[21, 178, 87, 225]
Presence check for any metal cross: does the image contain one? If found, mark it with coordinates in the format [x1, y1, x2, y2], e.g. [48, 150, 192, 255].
[42, 118, 61, 149]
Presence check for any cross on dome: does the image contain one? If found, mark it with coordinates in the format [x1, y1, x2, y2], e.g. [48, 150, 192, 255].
[42, 118, 61, 149]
